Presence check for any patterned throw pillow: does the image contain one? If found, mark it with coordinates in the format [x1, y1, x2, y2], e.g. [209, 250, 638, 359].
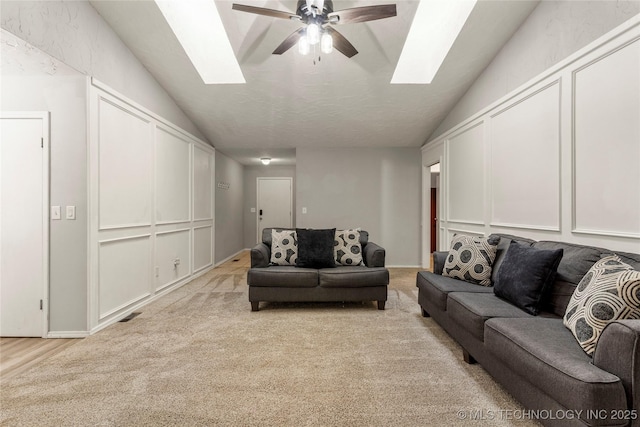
[270, 229, 297, 266]
[563, 255, 640, 356]
[443, 234, 500, 286]
[335, 229, 363, 266]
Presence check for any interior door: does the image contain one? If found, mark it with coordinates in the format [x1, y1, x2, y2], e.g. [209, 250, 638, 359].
[0, 115, 48, 337]
[257, 178, 292, 243]
[430, 188, 437, 252]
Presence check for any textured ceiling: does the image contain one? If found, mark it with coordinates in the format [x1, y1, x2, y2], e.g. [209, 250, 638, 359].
[90, 0, 538, 165]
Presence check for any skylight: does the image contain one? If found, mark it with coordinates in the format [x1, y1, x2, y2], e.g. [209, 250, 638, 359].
[391, 0, 476, 84]
[155, 0, 245, 84]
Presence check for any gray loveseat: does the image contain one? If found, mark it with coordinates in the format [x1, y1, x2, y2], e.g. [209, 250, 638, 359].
[417, 234, 640, 427]
[248, 228, 389, 311]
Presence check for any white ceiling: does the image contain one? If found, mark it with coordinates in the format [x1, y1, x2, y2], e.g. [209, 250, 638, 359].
[90, 0, 539, 165]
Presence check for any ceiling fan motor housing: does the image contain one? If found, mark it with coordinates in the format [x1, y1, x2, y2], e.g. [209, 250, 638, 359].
[297, 0, 334, 22]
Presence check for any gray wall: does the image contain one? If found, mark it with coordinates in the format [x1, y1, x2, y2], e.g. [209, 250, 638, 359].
[243, 165, 296, 248]
[215, 152, 245, 264]
[431, 0, 640, 139]
[1, 1, 206, 333]
[296, 147, 421, 267]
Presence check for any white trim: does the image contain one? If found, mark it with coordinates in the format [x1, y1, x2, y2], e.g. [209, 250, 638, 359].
[256, 177, 293, 244]
[490, 223, 561, 232]
[214, 249, 248, 267]
[386, 265, 422, 269]
[0, 111, 50, 338]
[47, 331, 89, 338]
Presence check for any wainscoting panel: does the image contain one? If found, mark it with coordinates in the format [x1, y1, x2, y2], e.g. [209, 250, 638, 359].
[490, 81, 561, 231]
[447, 122, 485, 224]
[194, 226, 213, 272]
[98, 235, 151, 319]
[155, 126, 190, 224]
[422, 16, 640, 254]
[573, 38, 640, 237]
[156, 229, 191, 291]
[89, 79, 215, 333]
[98, 97, 153, 229]
[193, 146, 213, 221]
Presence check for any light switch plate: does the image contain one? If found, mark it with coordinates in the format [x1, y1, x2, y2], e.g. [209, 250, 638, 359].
[302, 207, 307, 214]
[250, 207, 256, 213]
[51, 206, 61, 220]
[66, 206, 76, 220]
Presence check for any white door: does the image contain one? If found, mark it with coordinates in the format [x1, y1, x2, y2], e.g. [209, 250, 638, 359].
[0, 114, 48, 337]
[257, 178, 292, 243]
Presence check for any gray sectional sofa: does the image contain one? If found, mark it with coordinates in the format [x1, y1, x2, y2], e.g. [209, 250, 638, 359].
[417, 234, 640, 427]
[248, 228, 389, 311]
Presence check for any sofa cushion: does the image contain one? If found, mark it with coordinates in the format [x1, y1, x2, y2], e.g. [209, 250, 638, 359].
[248, 266, 318, 288]
[443, 234, 500, 286]
[416, 272, 493, 312]
[319, 267, 388, 288]
[448, 293, 532, 342]
[563, 255, 640, 356]
[493, 242, 563, 315]
[485, 317, 627, 417]
[296, 228, 336, 269]
[334, 229, 363, 266]
[533, 241, 606, 317]
[270, 229, 297, 266]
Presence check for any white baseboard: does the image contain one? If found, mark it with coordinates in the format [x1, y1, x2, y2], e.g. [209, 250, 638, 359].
[47, 331, 89, 338]
[214, 249, 248, 267]
[386, 265, 422, 268]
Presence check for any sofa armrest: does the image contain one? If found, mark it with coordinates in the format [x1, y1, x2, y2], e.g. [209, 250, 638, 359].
[433, 251, 448, 275]
[251, 243, 270, 268]
[364, 242, 385, 267]
[593, 320, 640, 419]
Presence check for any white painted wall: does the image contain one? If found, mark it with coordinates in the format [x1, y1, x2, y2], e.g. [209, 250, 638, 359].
[1, 30, 88, 333]
[422, 15, 640, 254]
[215, 152, 245, 264]
[243, 165, 296, 249]
[0, 0, 207, 142]
[296, 147, 421, 267]
[431, 0, 640, 139]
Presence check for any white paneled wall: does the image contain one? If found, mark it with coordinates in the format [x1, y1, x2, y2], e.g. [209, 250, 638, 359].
[89, 79, 214, 332]
[422, 17, 640, 254]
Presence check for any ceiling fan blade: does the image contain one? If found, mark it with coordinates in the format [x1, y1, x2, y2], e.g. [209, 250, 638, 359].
[325, 27, 358, 58]
[273, 28, 306, 55]
[328, 4, 397, 25]
[232, 4, 300, 21]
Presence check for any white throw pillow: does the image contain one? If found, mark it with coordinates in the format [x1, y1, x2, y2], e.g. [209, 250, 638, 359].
[334, 229, 363, 266]
[270, 229, 297, 266]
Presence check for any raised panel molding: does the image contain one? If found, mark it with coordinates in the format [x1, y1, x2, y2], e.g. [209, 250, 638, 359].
[489, 81, 561, 232]
[98, 97, 153, 229]
[156, 229, 191, 291]
[572, 38, 640, 238]
[193, 146, 213, 221]
[155, 126, 191, 224]
[98, 235, 151, 320]
[193, 225, 213, 272]
[446, 122, 485, 224]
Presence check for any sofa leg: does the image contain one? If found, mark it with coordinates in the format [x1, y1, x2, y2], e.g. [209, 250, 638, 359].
[463, 349, 477, 364]
[377, 300, 386, 310]
[421, 308, 430, 318]
[251, 301, 259, 312]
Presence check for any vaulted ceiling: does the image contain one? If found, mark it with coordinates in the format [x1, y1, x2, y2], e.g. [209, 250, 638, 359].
[90, 0, 539, 165]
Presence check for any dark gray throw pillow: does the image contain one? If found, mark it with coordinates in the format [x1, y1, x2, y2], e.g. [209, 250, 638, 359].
[493, 241, 564, 315]
[296, 228, 336, 268]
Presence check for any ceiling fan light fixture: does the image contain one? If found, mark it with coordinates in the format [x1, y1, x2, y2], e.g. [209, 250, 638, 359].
[298, 35, 310, 55]
[260, 157, 271, 165]
[307, 23, 320, 45]
[321, 32, 333, 54]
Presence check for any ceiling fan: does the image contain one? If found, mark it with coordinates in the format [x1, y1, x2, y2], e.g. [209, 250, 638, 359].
[232, 0, 397, 58]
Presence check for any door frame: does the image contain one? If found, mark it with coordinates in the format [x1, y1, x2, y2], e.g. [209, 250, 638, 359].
[256, 177, 293, 243]
[421, 141, 444, 270]
[1, 111, 50, 337]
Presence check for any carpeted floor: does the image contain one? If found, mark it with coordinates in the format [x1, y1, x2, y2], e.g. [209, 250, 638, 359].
[0, 252, 539, 426]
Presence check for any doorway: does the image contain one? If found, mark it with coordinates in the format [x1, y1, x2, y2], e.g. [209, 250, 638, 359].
[0, 112, 49, 337]
[256, 177, 293, 243]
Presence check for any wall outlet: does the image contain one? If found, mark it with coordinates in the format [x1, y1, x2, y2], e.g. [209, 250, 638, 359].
[302, 207, 307, 214]
[173, 258, 180, 268]
[155, 266, 159, 277]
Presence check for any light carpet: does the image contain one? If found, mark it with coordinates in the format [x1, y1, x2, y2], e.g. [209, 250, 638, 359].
[1, 252, 539, 426]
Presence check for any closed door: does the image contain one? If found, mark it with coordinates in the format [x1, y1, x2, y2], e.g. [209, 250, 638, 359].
[0, 115, 47, 337]
[257, 178, 292, 243]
